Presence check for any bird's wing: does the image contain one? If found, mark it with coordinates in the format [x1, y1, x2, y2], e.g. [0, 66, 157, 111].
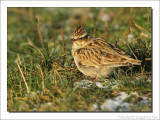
[74, 47, 130, 67]
[74, 38, 141, 67]
[74, 47, 103, 67]
[87, 38, 130, 58]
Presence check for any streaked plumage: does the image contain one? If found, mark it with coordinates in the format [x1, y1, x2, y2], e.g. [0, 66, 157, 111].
[71, 25, 141, 78]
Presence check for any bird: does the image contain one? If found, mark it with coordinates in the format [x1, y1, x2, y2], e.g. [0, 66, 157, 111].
[71, 25, 141, 78]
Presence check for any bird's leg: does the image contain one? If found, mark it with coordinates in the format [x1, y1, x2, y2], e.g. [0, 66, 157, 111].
[84, 75, 91, 80]
[93, 74, 99, 83]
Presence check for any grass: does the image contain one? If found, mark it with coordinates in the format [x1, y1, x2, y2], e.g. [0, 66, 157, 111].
[7, 7, 152, 112]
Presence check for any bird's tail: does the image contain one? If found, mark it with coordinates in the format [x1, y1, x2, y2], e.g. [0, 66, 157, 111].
[104, 58, 142, 67]
[119, 58, 141, 66]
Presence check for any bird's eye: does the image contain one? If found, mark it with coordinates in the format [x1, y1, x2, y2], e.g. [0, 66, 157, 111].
[70, 38, 74, 42]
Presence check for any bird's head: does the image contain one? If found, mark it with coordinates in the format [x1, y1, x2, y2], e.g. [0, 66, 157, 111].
[71, 25, 90, 42]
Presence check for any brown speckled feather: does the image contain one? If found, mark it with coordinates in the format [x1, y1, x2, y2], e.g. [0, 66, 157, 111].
[74, 38, 141, 68]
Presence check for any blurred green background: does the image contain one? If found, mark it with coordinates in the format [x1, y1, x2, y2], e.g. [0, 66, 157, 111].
[7, 7, 151, 59]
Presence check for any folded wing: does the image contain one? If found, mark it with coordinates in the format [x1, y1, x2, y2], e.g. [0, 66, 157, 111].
[74, 39, 141, 67]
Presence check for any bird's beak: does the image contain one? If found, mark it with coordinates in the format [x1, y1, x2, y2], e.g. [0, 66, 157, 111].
[70, 38, 74, 42]
[70, 38, 77, 42]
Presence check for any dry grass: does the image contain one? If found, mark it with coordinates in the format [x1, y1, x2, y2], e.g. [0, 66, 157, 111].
[16, 62, 30, 94]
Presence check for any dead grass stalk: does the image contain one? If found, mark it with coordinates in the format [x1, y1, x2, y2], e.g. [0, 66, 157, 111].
[37, 15, 47, 53]
[17, 62, 30, 93]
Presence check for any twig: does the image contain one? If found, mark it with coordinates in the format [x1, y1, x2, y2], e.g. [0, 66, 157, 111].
[54, 69, 64, 97]
[27, 38, 45, 59]
[130, 7, 134, 16]
[55, 86, 64, 97]
[17, 62, 30, 93]
[127, 8, 143, 73]
[122, 28, 131, 44]
[125, 41, 138, 60]
[134, 23, 148, 34]
[93, 28, 96, 37]
[54, 69, 62, 82]
[129, 15, 148, 34]
[128, 8, 138, 31]
[122, 28, 139, 60]
[145, 58, 152, 61]
[40, 66, 45, 90]
[60, 29, 66, 54]
[104, 21, 109, 40]
[36, 15, 47, 53]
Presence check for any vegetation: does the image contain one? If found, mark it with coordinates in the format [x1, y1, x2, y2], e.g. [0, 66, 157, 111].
[7, 7, 152, 111]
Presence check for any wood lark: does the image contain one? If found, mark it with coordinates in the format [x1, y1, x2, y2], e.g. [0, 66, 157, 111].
[71, 25, 141, 78]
